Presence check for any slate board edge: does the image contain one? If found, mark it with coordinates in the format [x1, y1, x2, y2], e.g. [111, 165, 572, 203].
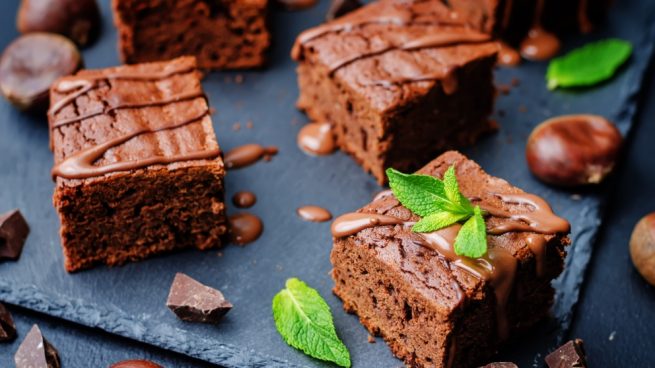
[550, 17, 655, 341]
[0, 20, 654, 368]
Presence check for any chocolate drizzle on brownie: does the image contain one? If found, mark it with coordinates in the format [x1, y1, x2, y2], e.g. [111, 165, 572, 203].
[49, 63, 220, 180]
[332, 188, 569, 340]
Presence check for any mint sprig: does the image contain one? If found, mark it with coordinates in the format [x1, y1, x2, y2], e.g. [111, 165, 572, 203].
[272, 278, 351, 367]
[386, 166, 488, 258]
[546, 38, 632, 90]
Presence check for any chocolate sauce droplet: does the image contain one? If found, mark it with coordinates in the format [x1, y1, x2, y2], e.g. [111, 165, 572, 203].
[224, 144, 278, 169]
[297, 122, 336, 156]
[519, 27, 560, 61]
[232, 191, 257, 208]
[229, 213, 263, 245]
[496, 42, 521, 67]
[297, 206, 333, 222]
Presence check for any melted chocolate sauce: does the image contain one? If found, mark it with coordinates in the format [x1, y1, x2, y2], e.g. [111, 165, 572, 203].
[578, 0, 593, 33]
[297, 206, 333, 222]
[223, 144, 279, 169]
[229, 213, 263, 245]
[496, 42, 521, 67]
[526, 234, 548, 278]
[484, 193, 571, 235]
[232, 191, 257, 209]
[297, 122, 336, 156]
[331, 212, 404, 238]
[52, 110, 218, 179]
[519, 0, 560, 61]
[49, 64, 216, 180]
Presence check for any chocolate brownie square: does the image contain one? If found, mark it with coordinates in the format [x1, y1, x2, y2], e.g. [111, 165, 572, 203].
[331, 151, 571, 367]
[292, 0, 499, 183]
[112, 0, 270, 69]
[48, 56, 227, 272]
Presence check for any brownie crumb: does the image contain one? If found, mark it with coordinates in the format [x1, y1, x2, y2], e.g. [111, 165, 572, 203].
[234, 74, 244, 84]
[367, 335, 376, 343]
[511, 77, 520, 87]
[246, 120, 254, 129]
[233, 122, 241, 131]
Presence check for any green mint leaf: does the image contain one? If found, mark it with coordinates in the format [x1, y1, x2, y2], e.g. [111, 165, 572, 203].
[546, 38, 632, 90]
[272, 278, 351, 367]
[386, 168, 448, 216]
[442, 166, 474, 214]
[454, 206, 488, 258]
[412, 211, 469, 233]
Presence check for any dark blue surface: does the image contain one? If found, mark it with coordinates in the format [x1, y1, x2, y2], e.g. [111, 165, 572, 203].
[0, 0, 654, 367]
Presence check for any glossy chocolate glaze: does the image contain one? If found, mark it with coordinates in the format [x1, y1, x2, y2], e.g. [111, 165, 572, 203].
[497, 42, 521, 67]
[331, 212, 405, 238]
[297, 206, 333, 222]
[297, 122, 336, 156]
[232, 191, 257, 209]
[229, 213, 263, 245]
[224, 144, 279, 169]
[49, 63, 219, 180]
[519, 0, 560, 61]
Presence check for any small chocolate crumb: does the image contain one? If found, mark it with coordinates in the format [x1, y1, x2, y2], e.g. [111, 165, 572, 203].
[511, 77, 521, 87]
[246, 120, 254, 129]
[234, 74, 244, 84]
[0, 303, 17, 342]
[498, 84, 511, 95]
[545, 339, 587, 368]
[518, 104, 528, 113]
[367, 335, 376, 343]
[110, 360, 163, 368]
[0, 209, 30, 261]
[167, 273, 232, 324]
[326, 0, 362, 20]
[232, 122, 241, 131]
[14, 325, 60, 368]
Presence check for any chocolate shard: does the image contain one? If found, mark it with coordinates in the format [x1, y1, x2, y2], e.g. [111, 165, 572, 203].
[545, 339, 588, 368]
[0, 209, 30, 261]
[14, 325, 61, 368]
[482, 363, 519, 368]
[0, 302, 17, 342]
[166, 273, 232, 324]
[325, 0, 362, 21]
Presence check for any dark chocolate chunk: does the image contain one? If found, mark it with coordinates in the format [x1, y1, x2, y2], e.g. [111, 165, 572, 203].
[326, 0, 362, 21]
[545, 339, 588, 368]
[0, 303, 17, 342]
[110, 359, 164, 368]
[14, 325, 60, 368]
[0, 209, 30, 261]
[482, 363, 518, 368]
[166, 273, 232, 324]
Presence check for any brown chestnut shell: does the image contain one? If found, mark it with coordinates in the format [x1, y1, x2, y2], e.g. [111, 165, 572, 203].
[526, 114, 622, 187]
[630, 212, 655, 286]
[0, 33, 82, 111]
[17, 0, 101, 47]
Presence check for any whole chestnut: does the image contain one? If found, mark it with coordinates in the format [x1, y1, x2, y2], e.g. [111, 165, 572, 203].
[526, 114, 622, 186]
[0, 33, 82, 111]
[630, 212, 655, 286]
[17, 0, 101, 47]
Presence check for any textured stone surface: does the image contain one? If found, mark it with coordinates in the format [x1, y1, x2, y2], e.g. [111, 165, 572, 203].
[0, 0, 653, 367]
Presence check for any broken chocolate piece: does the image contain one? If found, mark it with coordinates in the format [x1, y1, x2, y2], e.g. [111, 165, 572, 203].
[166, 273, 232, 324]
[325, 0, 362, 21]
[545, 339, 588, 368]
[110, 360, 163, 368]
[0, 303, 17, 342]
[14, 325, 60, 368]
[0, 209, 29, 261]
[482, 363, 518, 368]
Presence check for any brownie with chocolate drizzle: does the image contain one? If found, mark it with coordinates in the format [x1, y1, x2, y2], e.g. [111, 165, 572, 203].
[330, 151, 571, 367]
[48, 56, 227, 272]
[292, 0, 499, 184]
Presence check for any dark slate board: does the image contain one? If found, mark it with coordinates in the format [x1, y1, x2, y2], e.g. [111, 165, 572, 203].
[0, 0, 653, 367]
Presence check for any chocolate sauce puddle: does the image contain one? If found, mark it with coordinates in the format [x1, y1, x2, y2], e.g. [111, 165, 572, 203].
[483, 193, 570, 235]
[229, 213, 263, 245]
[519, 0, 560, 61]
[297, 122, 336, 156]
[52, 110, 218, 179]
[232, 191, 257, 209]
[297, 206, 333, 223]
[223, 144, 279, 169]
